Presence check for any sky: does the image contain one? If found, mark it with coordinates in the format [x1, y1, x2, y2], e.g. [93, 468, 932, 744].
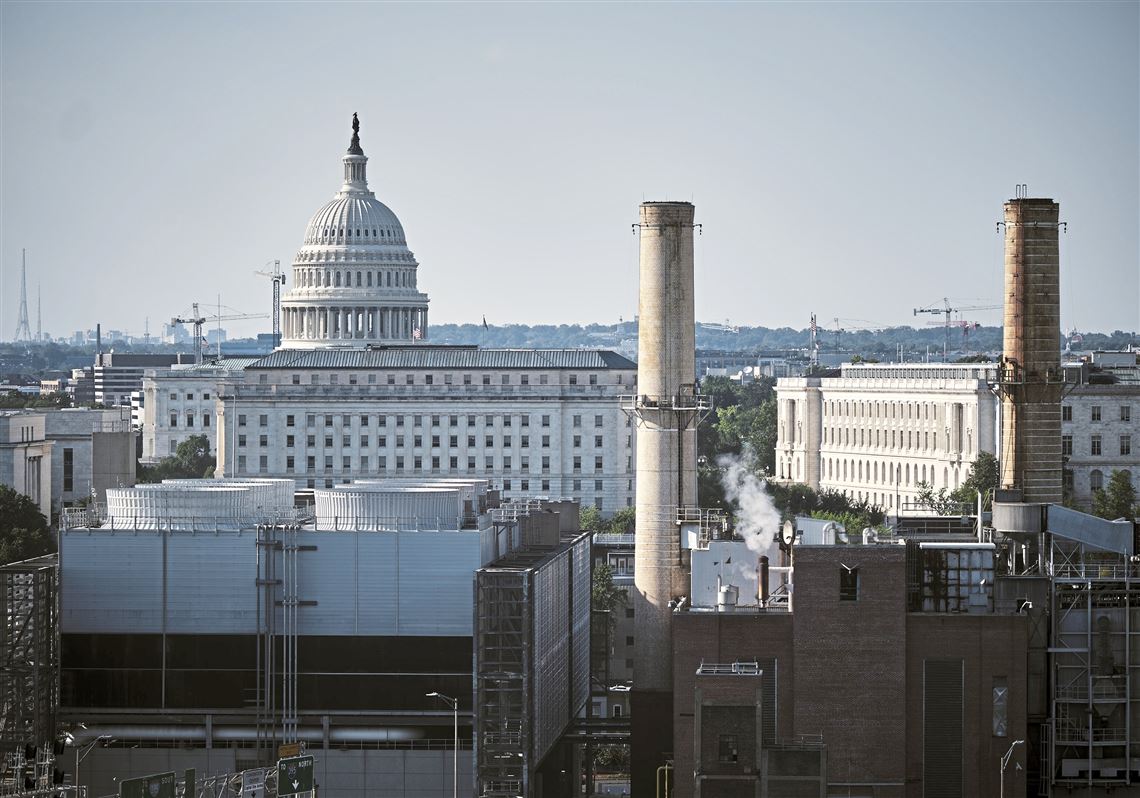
[1, 1, 1137, 341]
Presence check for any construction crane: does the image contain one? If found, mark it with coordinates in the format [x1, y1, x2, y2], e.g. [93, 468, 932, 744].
[913, 298, 1001, 360]
[172, 303, 269, 363]
[254, 260, 287, 349]
[205, 309, 270, 358]
[171, 303, 207, 364]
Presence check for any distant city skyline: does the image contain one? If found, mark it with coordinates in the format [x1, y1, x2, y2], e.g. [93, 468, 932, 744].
[1, 2, 1136, 341]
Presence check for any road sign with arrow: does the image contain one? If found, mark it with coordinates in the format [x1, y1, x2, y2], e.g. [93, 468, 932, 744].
[276, 755, 314, 796]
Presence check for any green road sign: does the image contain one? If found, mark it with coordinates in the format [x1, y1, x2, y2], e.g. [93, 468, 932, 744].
[277, 755, 314, 796]
[119, 771, 175, 798]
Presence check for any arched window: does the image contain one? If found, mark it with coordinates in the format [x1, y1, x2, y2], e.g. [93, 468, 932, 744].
[335, 272, 341, 287]
[1090, 469, 1104, 492]
[356, 272, 362, 287]
[367, 272, 373, 287]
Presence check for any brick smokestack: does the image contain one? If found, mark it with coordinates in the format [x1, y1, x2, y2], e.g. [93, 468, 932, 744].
[1000, 197, 1063, 503]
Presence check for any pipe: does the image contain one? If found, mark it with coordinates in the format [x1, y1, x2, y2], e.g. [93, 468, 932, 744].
[758, 556, 770, 607]
[67, 725, 452, 745]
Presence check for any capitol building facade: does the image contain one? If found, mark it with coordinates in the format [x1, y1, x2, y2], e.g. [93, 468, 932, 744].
[142, 119, 637, 512]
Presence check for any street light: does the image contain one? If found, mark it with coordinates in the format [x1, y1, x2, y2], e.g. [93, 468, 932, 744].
[66, 734, 112, 791]
[426, 692, 458, 798]
[999, 739, 1024, 798]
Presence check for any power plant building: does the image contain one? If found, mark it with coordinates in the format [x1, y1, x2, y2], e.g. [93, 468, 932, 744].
[57, 477, 590, 798]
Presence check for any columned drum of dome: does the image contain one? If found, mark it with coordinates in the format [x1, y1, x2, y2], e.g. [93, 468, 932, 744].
[280, 116, 430, 349]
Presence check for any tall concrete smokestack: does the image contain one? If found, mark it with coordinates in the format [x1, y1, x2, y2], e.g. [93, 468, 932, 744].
[999, 196, 1063, 503]
[630, 201, 699, 794]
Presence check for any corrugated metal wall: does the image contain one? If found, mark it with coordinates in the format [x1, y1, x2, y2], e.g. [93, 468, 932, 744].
[62, 528, 481, 637]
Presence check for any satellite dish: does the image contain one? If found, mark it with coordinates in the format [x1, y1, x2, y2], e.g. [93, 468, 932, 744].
[780, 519, 796, 547]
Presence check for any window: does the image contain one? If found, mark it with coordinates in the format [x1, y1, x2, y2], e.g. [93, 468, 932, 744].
[595, 415, 603, 428]
[542, 415, 550, 427]
[360, 436, 369, 447]
[573, 415, 582, 428]
[237, 455, 247, 473]
[463, 374, 472, 385]
[520, 375, 529, 385]
[485, 456, 494, 469]
[1062, 435, 1073, 457]
[482, 374, 491, 385]
[203, 415, 210, 428]
[307, 414, 316, 427]
[259, 455, 268, 473]
[259, 435, 268, 447]
[595, 435, 603, 448]
[432, 435, 440, 447]
[306, 435, 315, 447]
[286, 435, 294, 448]
[594, 479, 603, 491]
[521, 416, 529, 427]
[1062, 405, 1072, 422]
[521, 479, 529, 491]
[540, 374, 549, 385]
[718, 735, 738, 763]
[1122, 436, 1132, 456]
[259, 414, 268, 427]
[589, 374, 597, 386]
[62, 448, 73, 492]
[485, 436, 493, 448]
[325, 415, 333, 426]
[595, 456, 603, 471]
[573, 435, 581, 448]
[1123, 406, 1132, 423]
[325, 436, 333, 447]
[541, 456, 550, 471]
[521, 435, 529, 448]
[238, 435, 247, 447]
[286, 456, 295, 471]
[569, 374, 578, 385]
[238, 414, 247, 427]
[287, 415, 295, 427]
[839, 567, 859, 601]
[1091, 435, 1102, 456]
[424, 374, 433, 385]
[406, 374, 414, 385]
[542, 435, 550, 448]
[169, 413, 177, 427]
[1092, 405, 1102, 422]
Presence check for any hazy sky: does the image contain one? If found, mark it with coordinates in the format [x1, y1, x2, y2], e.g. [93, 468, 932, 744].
[1, 2, 1137, 341]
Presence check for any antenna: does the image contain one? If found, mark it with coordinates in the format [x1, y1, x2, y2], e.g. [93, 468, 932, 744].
[36, 282, 41, 343]
[13, 249, 32, 342]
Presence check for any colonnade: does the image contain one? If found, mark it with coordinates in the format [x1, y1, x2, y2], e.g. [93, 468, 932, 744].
[281, 305, 428, 342]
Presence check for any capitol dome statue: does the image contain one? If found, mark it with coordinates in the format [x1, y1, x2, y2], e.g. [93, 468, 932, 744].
[279, 114, 429, 348]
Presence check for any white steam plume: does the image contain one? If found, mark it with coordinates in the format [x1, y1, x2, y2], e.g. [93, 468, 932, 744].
[718, 447, 782, 560]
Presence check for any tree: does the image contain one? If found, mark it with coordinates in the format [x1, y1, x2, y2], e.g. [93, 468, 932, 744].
[1092, 470, 1138, 520]
[0, 485, 53, 565]
[955, 452, 999, 507]
[579, 504, 605, 533]
[914, 481, 959, 515]
[606, 506, 636, 535]
[592, 562, 627, 614]
[138, 434, 215, 483]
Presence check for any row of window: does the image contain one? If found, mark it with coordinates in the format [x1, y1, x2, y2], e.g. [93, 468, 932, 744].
[824, 426, 966, 452]
[250, 453, 610, 473]
[296, 267, 412, 289]
[825, 400, 946, 422]
[169, 391, 211, 402]
[255, 413, 611, 429]
[170, 413, 211, 428]
[242, 433, 616, 450]
[271, 371, 625, 387]
[1064, 434, 1132, 457]
[1063, 404, 1131, 423]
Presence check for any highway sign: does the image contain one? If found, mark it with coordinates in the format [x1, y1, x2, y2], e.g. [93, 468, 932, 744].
[276, 755, 314, 796]
[119, 771, 175, 798]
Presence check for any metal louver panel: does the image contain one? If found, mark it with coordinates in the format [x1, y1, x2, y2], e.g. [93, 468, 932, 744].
[924, 658, 964, 798]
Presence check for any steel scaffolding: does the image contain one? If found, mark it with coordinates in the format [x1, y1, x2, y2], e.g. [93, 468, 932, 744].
[1046, 539, 1140, 793]
[0, 556, 58, 754]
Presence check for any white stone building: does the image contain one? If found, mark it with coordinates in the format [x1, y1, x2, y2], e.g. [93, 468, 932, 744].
[141, 118, 638, 512]
[775, 363, 999, 512]
[0, 412, 53, 516]
[1061, 353, 1139, 510]
[43, 407, 136, 508]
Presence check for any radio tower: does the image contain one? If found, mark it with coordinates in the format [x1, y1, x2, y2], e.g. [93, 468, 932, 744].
[13, 249, 33, 342]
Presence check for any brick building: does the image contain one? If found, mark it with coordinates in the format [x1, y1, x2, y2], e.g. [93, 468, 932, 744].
[672, 542, 1029, 798]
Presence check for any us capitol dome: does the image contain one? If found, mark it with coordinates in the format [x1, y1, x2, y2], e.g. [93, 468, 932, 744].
[279, 114, 429, 349]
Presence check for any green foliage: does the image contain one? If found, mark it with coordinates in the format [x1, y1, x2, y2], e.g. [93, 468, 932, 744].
[592, 562, 627, 615]
[914, 454, 1000, 515]
[698, 376, 777, 478]
[593, 743, 630, 771]
[579, 504, 604, 533]
[138, 434, 215, 483]
[765, 482, 885, 530]
[0, 485, 53, 565]
[0, 390, 71, 409]
[1092, 470, 1138, 520]
[607, 506, 636, 535]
